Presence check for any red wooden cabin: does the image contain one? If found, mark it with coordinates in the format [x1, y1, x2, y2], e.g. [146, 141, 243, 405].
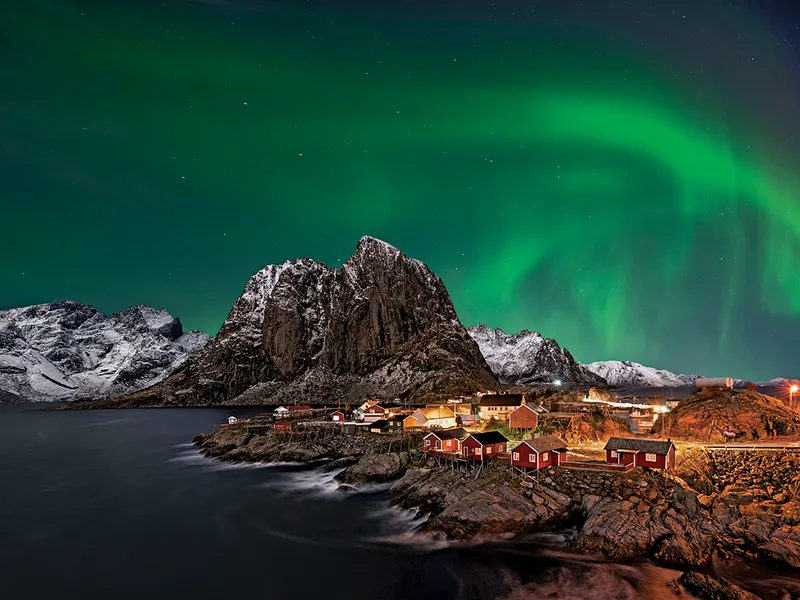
[422, 428, 468, 453]
[331, 411, 345, 422]
[461, 431, 508, 460]
[274, 421, 294, 432]
[508, 404, 540, 430]
[511, 435, 567, 470]
[604, 437, 675, 470]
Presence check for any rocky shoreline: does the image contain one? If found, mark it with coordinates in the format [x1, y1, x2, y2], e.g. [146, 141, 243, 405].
[194, 426, 800, 598]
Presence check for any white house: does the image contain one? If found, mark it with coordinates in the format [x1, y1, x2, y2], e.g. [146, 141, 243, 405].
[227, 416, 238, 425]
[274, 406, 290, 415]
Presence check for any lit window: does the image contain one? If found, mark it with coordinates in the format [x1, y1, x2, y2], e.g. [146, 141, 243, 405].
[486, 447, 492, 454]
[475, 447, 482, 455]
[542, 453, 549, 462]
[645, 453, 657, 462]
[512, 452, 519, 460]
[529, 454, 535, 462]
[610, 450, 618, 458]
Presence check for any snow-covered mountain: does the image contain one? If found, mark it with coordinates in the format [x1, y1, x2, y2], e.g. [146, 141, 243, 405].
[583, 360, 698, 388]
[108, 236, 498, 407]
[467, 324, 606, 386]
[0, 301, 209, 403]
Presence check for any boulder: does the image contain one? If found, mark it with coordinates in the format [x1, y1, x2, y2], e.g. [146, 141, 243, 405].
[676, 571, 761, 600]
[336, 452, 412, 484]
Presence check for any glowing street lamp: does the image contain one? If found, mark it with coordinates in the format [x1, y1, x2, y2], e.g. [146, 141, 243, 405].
[791, 385, 798, 409]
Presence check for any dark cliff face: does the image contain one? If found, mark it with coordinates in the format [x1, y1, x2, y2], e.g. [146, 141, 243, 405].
[113, 237, 499, 407]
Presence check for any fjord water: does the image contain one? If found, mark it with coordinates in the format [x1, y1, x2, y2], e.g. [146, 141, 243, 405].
[0, 405, 790, 600]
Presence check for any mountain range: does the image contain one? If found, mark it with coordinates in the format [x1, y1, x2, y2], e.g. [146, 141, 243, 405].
[0, 238, 724, 405]
[0, 302, 208, 403]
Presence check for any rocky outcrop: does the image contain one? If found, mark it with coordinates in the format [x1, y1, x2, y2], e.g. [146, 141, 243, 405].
[102, 237, 498, 407]
[468, 324, 605, 386]
[336, 452, 413, 485]
[0, 301, 208, 402]
[390, 462, 713, 564]
[675, 449, 800, 569]
[664, 389, 800, 442]
[391, 466, 573, 539]
[676, 571, 762, 600]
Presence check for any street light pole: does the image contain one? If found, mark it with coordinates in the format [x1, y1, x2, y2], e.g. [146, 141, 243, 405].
[791, 385, 798, 410]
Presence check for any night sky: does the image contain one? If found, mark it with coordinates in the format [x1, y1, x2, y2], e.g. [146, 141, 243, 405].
[3, 0, 800, 381]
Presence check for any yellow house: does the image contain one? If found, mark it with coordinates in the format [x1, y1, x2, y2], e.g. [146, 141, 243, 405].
[403, 407, 457, 430]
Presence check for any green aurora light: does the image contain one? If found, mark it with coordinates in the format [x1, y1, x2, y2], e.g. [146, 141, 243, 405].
[2, 0, 800, 380]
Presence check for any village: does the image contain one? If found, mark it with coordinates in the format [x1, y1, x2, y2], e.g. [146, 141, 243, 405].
[223, 385, 683, 484]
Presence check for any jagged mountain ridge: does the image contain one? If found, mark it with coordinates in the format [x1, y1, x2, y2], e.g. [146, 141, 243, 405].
[106, 236, 499, 407]
[584, 360, 699, 388]
[0, 302, 209, 402]
[467, 324, 606, 386]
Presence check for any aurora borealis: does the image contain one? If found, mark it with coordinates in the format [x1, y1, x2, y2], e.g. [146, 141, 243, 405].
[3, 0, 800, 381]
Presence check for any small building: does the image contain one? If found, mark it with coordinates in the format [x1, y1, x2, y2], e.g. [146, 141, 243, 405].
[386, 414, 405, 433]
[511, 436, 567, 470]
[508, 404, 539, 430]
[426, 401, 473, 415]
[227, 416, 238, 425]
[478, 394, 525, 421]
[461, 431, 509, 460]
[274, 421, 294, 432]
[381, 403, 410, 418]
[275, 405, 313, 417]
[695, 377, 734, 390]
[331, 411, 345, 422]
[422, 428, 468, 453]
[403, 407, 457, 430]
[357, 399, 381, 412]
[604, 437, 676, 470]
[363, 404, 387, 423]
[369, 419, 390, 434]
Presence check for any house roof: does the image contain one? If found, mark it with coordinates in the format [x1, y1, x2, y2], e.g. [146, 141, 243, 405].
[369, 419, 389, 429]
[467, 431, 509, 445]
[604, 437, 674, 455]
[425, 428, 468, 441]
[510, 404, 539, 416]
[413, 407, 456, 420]
[515, 435, 567, 454]
[387, 414, 405, 422]
[478, 394, 525, 407]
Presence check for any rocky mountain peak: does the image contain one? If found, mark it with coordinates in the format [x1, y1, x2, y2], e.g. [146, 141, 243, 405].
[0, 301, 209, 402]
[111, 238, 498, 407]
[468, 324, 605, 386]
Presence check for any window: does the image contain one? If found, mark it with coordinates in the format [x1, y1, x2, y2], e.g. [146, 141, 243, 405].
[542, 453, 549, 462]
[486, 446, 492, 454]
[425, 439, 430, 446]
[645, 453, 657, 462]
[512, 452, 519, 461]
[529, 454, 535, 463]
[474, 447, 482, 456]
[610, 450, 618, 458]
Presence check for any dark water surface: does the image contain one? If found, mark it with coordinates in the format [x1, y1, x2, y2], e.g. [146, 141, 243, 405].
[0, 405, 796, 600]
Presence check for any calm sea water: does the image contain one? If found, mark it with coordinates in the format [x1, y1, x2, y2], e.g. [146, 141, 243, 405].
[0, 405, 795, 600]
